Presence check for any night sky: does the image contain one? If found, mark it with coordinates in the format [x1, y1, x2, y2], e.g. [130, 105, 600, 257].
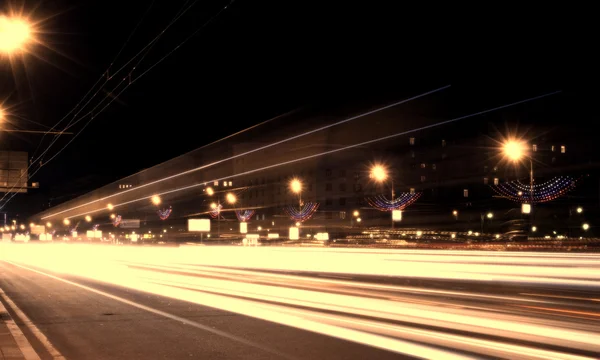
[1, 1, 595, 216]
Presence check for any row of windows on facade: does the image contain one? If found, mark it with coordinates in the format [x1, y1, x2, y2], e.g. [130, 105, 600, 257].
[408, 137, 567, 153]
[408, 138, 446, 146]
[118, 184, 133, 189]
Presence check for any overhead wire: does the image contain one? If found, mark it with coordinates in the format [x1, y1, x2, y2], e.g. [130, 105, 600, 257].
[1, 0, 204, 203]
[0, 0, 234, 209]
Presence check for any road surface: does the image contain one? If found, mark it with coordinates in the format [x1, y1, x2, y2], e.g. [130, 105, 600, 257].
[1, 244, 599, 359]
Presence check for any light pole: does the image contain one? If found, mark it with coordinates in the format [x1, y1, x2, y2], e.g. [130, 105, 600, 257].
[290, 178, 302, 212]
[370, 164, 394, 230]
[352, 210, 359, 227]
[207, 187, 236, 237]
[0, 15, 33, 55]
[503, 140, 533, 207]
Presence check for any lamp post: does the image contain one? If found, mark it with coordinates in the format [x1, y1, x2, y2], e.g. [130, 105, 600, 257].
[370, 164, 394, 230]
[503, 140, 533, 207]
[290, 178, 302, 212]
[207, 187, 236, 237]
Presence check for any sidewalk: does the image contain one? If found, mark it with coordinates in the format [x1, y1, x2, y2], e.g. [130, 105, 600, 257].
[0, 300, 32, 360]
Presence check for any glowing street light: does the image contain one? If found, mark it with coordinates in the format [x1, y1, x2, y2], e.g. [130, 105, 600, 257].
[107, 203, 114, 211]
[290, 178, 302, 194]
[63, 218, 70, 226]
[46, 222, 52, 228]
[370, 164, 388, 182]
[226, 192, 236, 204]
[577, 207, 583, 214]
[85, 215, 92, 222]
[452, 210, 458, 216]
[151, 195, 161, 206]
[0, 15, 33, 55]
[206, 187, 214, 196]
[582, 223, 590, 231]
[210, 202, 217, 210]
[503, 140, 526, 162]
[532, 226, 537, 232]
[353, 210, 359, 217]
[110, 213, 116, 219]
[486, 212, 493, 219]
[19, 224, 25, 230]
[29, 222, 34, 227]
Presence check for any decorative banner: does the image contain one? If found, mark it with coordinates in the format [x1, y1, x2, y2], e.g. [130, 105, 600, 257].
[209, 204, 222, 218]
[92, 224, 99, 231]
[235, 209, 255, 222]
[365, 192, 422, 211]
[157, 206, 172, 220]
[113, 215, 122, 227]
[283, 202, 319, 222]
[490, 176, 581, 203]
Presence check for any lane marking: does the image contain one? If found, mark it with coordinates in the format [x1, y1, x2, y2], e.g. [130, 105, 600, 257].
[0, 287, 42, 360]
[4, 261, 295, 360]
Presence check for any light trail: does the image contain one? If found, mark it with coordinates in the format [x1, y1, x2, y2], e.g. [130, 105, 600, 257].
[1, 244, 598, 358]
[39, 85, 451, 220]
[57, 90, 562, 221]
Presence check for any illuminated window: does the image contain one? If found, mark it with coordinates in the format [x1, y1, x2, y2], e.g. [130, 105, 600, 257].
[483, 177, 488, 185]
[410, 188, 415, 194]
[532, 144, 537, 152]
[420, 163, 426, 168]
[409, 137, 415, 145]
[561, 145, 566, 153]
[551, 145, 556, 152]
[463, 189, 469, 197]
[339, 211, 346, 219]
[493, 166, 498, 172]
[223, 181, 227, 186]
[494, 178, 499, 185]
[229, 181, 233, 186]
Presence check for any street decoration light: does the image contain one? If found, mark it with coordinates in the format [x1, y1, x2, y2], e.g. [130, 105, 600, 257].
[207, 190, 237, 236]
[0, 15, 33, 55]
[283, 177, 319, 223]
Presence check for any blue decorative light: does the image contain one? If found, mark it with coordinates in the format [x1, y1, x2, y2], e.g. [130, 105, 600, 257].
[283, 202, 319, 222]
[366, 192, 421, 211]
[490, 176, 580, 203]
[235, 209, 255, 222]
[157, 207, 172, 220]
[113, 215, 122, 227]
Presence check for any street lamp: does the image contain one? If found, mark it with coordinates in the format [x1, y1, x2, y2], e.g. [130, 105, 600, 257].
[0, 15, 33, 55]
[151, 195, 161, 206]
[63, 218, 70, 226]
[503, 139, 533, 209]
[370, 164, 396, 230]
[85, 215, 92, 222]
[107, 203, 114, 211]
[46, 222, 52, 228]
[208, 190, 237, 237]
[582, 223, 590, 231]
[289, 178, 302, 212]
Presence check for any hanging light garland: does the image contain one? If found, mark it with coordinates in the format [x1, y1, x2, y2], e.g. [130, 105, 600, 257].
[157, 206, 172, 220]
[283, 202, 319, 222]
[490, 176, 581, 203]
[365, 192, 422, 211]
[113, 215, 122, 227]
[235, 209, 255, 222]
[92, 224, 99, 231]
[209, 204, 222, 218]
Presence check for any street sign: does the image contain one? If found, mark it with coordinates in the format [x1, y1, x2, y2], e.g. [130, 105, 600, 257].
[188, 219, 210, 232]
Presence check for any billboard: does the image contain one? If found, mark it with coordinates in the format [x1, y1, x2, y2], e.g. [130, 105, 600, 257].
[120, 219, 140, 229]
[188, 219, 210, 232]
[0, 151, 28, 193]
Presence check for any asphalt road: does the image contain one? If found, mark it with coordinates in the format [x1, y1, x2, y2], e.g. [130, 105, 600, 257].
[0, 261, 404, 360]
[1, 244, 599, 359]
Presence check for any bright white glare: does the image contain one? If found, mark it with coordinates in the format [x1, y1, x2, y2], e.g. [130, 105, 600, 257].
[226, 193, 236, 204]
[85, 215, 92, 222]
[0, 15, 32, 54]
[107, 203, 114, 211]
[582, 223, 590, 231]
[63, 218, 70, 226]
[289, 178, 302, 194]
[206, 187, 214, 196]
[151, 195, 161, 206]
[486, 212, 493, 219]
[370, 164, 388, 182]
[503, 140, 526, 162]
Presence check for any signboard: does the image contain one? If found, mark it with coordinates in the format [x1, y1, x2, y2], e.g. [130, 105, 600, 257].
[289, 227, 299, 240]
[240, 222, 247, 234]
[86, 230, 94, 238]
[267, 233, 279, 239]
[188, 219, 210, 232]
[31, 225, 45, 235]
[120, 219, 140, 229]
[0, 151, 28, 193]
[94, 230, 102, 239]
[392, 210, 402, 221]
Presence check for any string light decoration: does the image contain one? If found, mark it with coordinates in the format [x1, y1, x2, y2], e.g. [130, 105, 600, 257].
[92, 224, 99, 231]
[283, 202, 319, 222]
[366, 192, 422, 211]
[157, 207, 172, 220]
[113, 215, 122, 227]
[209, 204, 222, 218]
[490, 176, 581, 203]
[235, 209, 255, 222]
